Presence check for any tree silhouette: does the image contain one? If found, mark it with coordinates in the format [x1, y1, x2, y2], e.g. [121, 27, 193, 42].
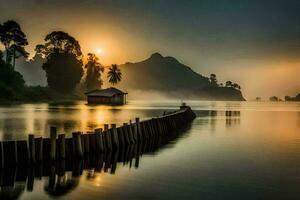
[36, 31, 83, 92]
[35, 31, 82, 59]
[107, 64, 122, 85]
[84, 53, 104, 91]
[0, 20, 29, 69]
[209, 74, 218, 86]
[232, 83, 241, 90]
[0, 50, 4, 65]
[225, 81, 232, 87]
[0, 52, 25, 99]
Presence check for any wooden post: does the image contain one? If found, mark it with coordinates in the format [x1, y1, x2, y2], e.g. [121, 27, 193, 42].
[132, 122, 138, 143]
[50, 127, 57, 161]
[146, 120, 153, 138]
[95, 128, 105, 152]
[111, 124, 119, 148]
[136, 118, 143, 142]
[89, 133, 96, 154]
[72, 132, 83, 157]
[83, 134, 90, 154]
[104, 124, 112, 151]
[117, 127, 125, 147]
[58, 134, 66, 159]
[122, 123, 130, 145]
[127, 122, 135, 144]
[28, 134, 35, 164]
[2, 141, 18, 167]
[35, 137, 43, 162]
[17, 140, 28, 165]
[141, 122, 149, 140]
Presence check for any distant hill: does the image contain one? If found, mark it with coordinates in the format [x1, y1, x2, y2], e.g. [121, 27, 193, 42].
[116, 53, 245, 101]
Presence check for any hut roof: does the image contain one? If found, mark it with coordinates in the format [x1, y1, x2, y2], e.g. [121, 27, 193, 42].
[85, 87, 127, 97]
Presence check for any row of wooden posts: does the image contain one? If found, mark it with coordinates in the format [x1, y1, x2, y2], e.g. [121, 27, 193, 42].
[0, 106, 196, 168]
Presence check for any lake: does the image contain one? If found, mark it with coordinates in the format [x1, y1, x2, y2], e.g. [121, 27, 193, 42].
[0, 100, 300, 200]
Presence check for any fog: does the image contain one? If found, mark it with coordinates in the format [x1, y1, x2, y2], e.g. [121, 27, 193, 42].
[15, 55, 47, 86]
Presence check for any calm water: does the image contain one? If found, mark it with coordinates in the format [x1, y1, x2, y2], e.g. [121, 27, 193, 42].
[0, 101, 300, 200]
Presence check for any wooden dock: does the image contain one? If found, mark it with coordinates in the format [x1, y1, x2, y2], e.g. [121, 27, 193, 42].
[0, 105, 196, 168]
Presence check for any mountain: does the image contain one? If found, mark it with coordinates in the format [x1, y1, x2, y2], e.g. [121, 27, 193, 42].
[116, 53, 245, 101]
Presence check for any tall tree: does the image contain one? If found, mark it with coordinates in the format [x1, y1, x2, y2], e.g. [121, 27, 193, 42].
[35, 31, 83, 92]
[0, 20, 29, 68]
[209, 73, 218, 86]
[107, 64, 122, 85]
[84, 53, 104, 91]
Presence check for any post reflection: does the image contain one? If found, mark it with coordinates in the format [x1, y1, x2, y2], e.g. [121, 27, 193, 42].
[0, 122, 192, 199]
[196, 110, 241, 132]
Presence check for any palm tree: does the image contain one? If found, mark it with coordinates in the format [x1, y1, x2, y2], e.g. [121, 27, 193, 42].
[107, 64, 122, 85]
[0, 20, 29, 69]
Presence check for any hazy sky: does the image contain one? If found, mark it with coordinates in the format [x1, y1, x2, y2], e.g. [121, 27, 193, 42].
[0, 0, 300, 99]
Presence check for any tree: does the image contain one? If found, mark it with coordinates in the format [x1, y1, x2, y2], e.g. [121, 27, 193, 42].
[35, 31, 82, 59]
[0, 20, 29, 69]
[232, 83, 241, 90]
[0, 57, 25, 99]
[36, 31, 83, 92]
[270, 96, 281, 101]
[84, 53, 104, 91]
[107, 64, 122, 85]
[225, 81, 232, 87]
[0, 50, 4, 65]
[209, 74, 218, 86]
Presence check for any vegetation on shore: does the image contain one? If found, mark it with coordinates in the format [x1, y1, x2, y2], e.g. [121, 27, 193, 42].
[0, 20, 122, 103]
[1, 20, 246, 102]
[285, 93, 300, 102]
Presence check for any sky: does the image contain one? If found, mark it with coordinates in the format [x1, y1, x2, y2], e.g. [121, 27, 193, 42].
[0, 0, 300, 99]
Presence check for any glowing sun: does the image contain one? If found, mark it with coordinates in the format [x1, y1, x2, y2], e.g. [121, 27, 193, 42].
[96, 48, 103, 55]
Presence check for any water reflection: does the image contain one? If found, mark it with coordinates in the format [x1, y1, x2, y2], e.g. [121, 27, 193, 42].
[225, 110, 240, 127]
[195, 110, 241, 131]
[0, 101, 177, 140]
[0, 122, 192, 199]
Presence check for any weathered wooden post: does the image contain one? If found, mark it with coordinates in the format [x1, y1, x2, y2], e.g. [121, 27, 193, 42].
[35, 137, 43, 162]
[50, 127, 57, 161]
[83, 134, 90, 154]
[89, 133, 96, 154]
[28, 134, 35, 164]
[95, 128, 105, 152]
[146, 120, 153, 138]
[17, 140, 29, 165]
[58, 134, 66, 159]
[104, 124, 112, 151]
[132, 122, 138, 143]
[117, 127, 125, 147]
[72, 132, 83, 157]
[111, 124, 119, 148]
[127, 122, 135, 144]
[2, 141, 18, 167]
[141, 122, 149, 140]
[136, 118, 143, 142]
[122, 123, 130, 145]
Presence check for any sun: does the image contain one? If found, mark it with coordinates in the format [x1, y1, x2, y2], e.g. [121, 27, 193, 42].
[96, 48, 103, 55]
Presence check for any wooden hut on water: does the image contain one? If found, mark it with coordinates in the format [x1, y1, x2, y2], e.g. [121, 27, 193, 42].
[85, 87, 127, 105]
